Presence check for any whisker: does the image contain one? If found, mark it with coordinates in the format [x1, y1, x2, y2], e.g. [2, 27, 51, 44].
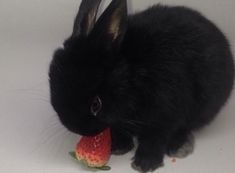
[30, 115, 64, 153]
[53, 129, 73, 156]
[120, 118, 147, 129]
[31, 127, 65, 154]
[127, 119, 148, 125]
[30, 97, 50, 103]
[117, 125, 133, 137]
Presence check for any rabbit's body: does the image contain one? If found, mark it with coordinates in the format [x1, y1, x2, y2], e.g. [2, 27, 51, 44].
[49, 1, 234, 172]
[120, 5, 234, 132]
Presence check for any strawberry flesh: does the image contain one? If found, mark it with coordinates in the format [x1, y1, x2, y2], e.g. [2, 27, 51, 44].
[73, 128, 111, 169]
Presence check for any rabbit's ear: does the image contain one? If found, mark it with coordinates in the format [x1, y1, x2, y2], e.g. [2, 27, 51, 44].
[72, 0, 102, 37]
[90, 0, 127, 49]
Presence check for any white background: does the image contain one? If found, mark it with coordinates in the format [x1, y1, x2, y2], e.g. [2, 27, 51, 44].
[0, 0, 235, 173]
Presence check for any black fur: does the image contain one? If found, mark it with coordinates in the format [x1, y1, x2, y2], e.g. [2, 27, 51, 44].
[49, 0, 234, 172]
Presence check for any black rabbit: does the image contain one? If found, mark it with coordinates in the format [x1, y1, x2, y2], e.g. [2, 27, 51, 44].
[49, 0, 234, 172]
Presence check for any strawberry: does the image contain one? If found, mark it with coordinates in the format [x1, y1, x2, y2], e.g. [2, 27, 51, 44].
[70, 128, 111, 170]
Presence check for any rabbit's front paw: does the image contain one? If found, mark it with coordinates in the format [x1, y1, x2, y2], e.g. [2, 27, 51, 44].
[132, 150, 164, 172]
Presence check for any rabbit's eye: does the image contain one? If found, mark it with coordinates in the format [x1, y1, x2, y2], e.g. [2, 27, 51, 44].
[91, 96, 102, 116]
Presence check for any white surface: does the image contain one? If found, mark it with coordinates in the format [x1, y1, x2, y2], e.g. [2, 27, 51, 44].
[0, 0, 235, 173]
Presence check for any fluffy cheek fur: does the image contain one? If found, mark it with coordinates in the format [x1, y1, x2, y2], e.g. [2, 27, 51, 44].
[96, 62, 143, 134]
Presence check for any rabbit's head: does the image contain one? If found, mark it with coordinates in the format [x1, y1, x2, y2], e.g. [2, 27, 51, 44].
[49, 0, 133, 136]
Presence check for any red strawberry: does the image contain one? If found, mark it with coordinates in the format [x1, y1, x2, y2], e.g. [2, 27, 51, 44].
[70, 128, 111, 170]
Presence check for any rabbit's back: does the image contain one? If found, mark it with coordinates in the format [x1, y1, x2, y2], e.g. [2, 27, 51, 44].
[121, 5, 234, 129]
